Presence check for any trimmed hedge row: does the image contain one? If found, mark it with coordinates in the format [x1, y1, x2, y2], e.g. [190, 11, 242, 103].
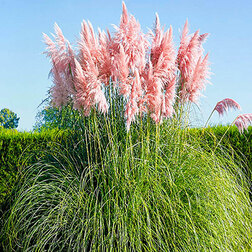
[189, 126, 252, 191]
[0, 128, 69, 206]
[190, 125, 252, 166]
[0, 126, 251, 208]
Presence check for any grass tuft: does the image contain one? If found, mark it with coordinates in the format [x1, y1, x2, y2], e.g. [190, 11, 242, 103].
[1, 114, 251, 251]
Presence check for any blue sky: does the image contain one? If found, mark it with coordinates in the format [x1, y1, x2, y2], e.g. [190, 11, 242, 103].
[0, 0, 251, 130]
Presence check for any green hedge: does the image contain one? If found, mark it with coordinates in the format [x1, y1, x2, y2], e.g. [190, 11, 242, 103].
[0, 128, 69, 206]
[189, 125, 251, 167]
[189, 125, 252, 196]
[0, 126, 251, 209]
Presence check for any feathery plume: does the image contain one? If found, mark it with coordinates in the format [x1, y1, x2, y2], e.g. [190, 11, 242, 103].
[97, 29, 112, 85]
[54, 23, 66, 53]
[78, 20, 110, 114]
[79, 21, 98, 66]
[148, 19, 177, 122]
[91, 82, 109, 114]
[163, 77, 177, 118]
[198, 33, 209, 43]
[153, 26, 176, 82]
[121, 1, 129, 25]
[43, 33, 57, 60]
[73, 59, 90, 113]
[145, 61, 163, 123]
[50, 67, 69, 107]
[177, 21, 210, 102]
[113, 44, 130, 96]
[43, 24, 76, 107]
[187, 53, 210, 103]
[214, 98, 241, 116]
[234, 114, 252, 133]
[74, 54, 108, 115]
[150, 13, 163, 67]
[178, 30, 200, 89]
[113, 2, 148, 71]
[125, 69, 142, 131]
[80, 20, 99, 60]
[177, 20, 189, 65]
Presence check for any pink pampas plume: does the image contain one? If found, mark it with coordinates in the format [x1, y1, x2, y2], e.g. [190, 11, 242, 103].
[43, 7, 213, 131]
[91, 82, 109, 114]
[75, 35, 108, 115]
[177, 20, 210, 103]
[153, 26, 177, 83]
[50, 68, 69, 107]
[113, 2, 148, 71]
[97, 29, 112, 85]
[54, 23, 67, 54]
[45, 23, 74, 72]
[113, 44, 130, 96]
[43, 23, 76, 107]
[73, 58, 91, 114]
[121, 1, 129, 25]
[150, 13, 163, 67]
[205, 98, 241, 127]
[79, 21, 113, 87]
[43, 33, 58, 62]
[78, 19, 110, 114]
[204, 98, 240, 128]
[187, 53, 210, 103]
[178, 30, 200, 89]
[125, 68, 142, 131]
[214, 98, 241, 116]
[145, 61, 163, 123]
[65, 42, 77, 94]
[80, 20, 99, 62]
[78, 27, 99, 81]
[234, 114, 252, 133]
[177, 20, 189, 65]
[147, 18, 177, 123]
[163, 77, 176, 118]
[199, 33, 209, 43]
[74, 54, 108, 115]
[79, 21, 97, 67]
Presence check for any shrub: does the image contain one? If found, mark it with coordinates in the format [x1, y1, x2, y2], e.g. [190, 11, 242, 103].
[1, 119, 251, 251]
[0, 108, 19, 129]
[190, 125, 252, 186]
[0, 128, 68, 206]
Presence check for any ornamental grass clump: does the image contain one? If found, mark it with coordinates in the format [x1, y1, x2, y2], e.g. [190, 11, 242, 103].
[1, 2, 251, 251]
[2, 122, 251, 251]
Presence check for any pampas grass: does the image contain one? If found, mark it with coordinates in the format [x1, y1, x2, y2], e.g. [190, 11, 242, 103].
[1, 2, 251, 251]
[1, 108, 251, 251]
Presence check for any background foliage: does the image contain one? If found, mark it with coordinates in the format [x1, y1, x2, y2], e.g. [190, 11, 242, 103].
[34, 103, 83, 131]
[0, 108, 19, 129]
[0, 125, 251, 208]
[0, 128, 69, 206]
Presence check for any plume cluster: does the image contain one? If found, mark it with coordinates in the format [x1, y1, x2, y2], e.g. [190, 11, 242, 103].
[234, 114, 252, 133]
[205, 98, 251, 134]
[43, 24, 76, 107]
[214, 98, 241, 116]
[44, 2, 210, 130]
[177, 21, 210, 103]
